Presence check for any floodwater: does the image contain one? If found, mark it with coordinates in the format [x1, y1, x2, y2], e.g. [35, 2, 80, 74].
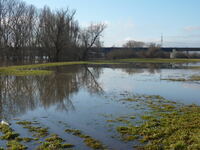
[0, 63, 200, 149]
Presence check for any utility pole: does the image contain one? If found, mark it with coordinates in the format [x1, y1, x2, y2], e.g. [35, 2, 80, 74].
[161, 33, 163, 47]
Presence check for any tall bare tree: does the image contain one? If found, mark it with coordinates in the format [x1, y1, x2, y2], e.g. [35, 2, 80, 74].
[0, 0, 106, 62]
[38, 6, 79, 62]
[0, 0, 37, 61]
[80, 23, 106, 60]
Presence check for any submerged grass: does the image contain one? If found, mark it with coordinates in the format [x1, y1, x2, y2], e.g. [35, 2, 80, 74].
[162, 75, 200, 82]
[162, 78, 187, 82]
[190, 75, 200, 81]
[65, 129, 105, 149]
[0, 124, 27, 150]
[7, 140, 27, 150]
[1, 120, 75, 149]
[15, 120, 75, 149]
[114, 95, 200, 149]
[37, 134, 74, 150]
[16, 120, 49, 138]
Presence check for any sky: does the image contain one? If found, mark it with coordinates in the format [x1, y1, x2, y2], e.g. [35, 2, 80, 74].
[24, 0, 200, 47]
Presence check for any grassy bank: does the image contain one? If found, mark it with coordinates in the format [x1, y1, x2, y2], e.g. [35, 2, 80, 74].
[0, 58, 200, 76]
[117, 58, 200, 63]
[0, 61, 120, 76]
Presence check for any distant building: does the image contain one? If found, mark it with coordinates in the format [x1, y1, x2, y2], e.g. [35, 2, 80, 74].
[170, 49, 177, 58]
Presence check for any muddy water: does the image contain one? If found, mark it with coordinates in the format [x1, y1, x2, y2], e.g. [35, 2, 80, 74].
[0, 63, 200, 149]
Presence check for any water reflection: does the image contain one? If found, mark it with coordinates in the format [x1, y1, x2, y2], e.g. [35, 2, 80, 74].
[100, 63, 190, 75]
[121, 64, 161, 74]
[0, 63, 198, 120]
[0, 65, 103, 119]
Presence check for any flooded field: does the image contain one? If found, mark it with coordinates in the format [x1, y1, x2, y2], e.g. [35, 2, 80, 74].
[0, 63, 200, 149]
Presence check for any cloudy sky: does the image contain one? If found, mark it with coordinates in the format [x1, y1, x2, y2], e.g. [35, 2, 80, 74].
[25, 0, 200, 47]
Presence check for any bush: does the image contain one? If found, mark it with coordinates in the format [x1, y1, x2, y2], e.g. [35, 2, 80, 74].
[146, 45, 169, 58]
[106, 49, 137, 59]
[106, 47, 169, 59]
[176, 52, 188, 58]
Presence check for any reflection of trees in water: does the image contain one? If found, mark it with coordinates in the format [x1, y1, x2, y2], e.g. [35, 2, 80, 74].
[0, 65, 103, 119]
[81, 65, 103, 94]
[118, 63, 180, 75]
[0, 76, 38, 120]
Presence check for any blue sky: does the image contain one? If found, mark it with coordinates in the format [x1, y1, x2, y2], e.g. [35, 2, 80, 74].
[25, 0, 200, 47]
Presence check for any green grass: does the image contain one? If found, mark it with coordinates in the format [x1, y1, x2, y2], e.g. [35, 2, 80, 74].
[116, 58, 200, 63]
[0, 58, 200, 76]
[0, 61, 120, 76]
[7, 140, 27, 150]
[37, 134, 74, 150]
[162, 75, 200, 82]
[0, 69, 53, 76]
[65, 128, 105, 149]
[162, 78, 187, 82]
[189, 66, 200, 69]
[190, 75, 200, 81]
[2, 61, 120, 70]
[112, 94, 200, 149]
[1, 120, 74, 150]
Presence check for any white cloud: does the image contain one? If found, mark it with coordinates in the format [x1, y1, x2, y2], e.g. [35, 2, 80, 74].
[79, 22, 200, 47]
[103, 19, 136, 46]
[184, 26, 200, 32]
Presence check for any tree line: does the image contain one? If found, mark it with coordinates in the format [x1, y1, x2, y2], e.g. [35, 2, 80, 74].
[0, 0, 106, 62]
[106, 40, 169, 59]
[107, 40, 200, 59]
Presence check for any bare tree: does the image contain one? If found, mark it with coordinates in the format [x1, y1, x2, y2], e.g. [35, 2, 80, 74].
[37, 6, 80, 62]
[0, 0, 37, 62]
[123, 40, 146, 48]
[146, 43, 168, 58]
[80, 23, 106, 60]
[0, 0, 107, 62]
